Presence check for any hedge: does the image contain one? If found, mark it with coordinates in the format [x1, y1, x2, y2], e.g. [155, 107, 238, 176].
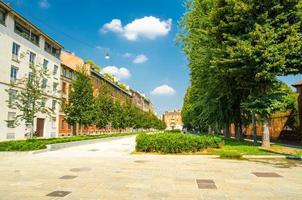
[135, 132, 224, 153]
[0, 132, 141, 151]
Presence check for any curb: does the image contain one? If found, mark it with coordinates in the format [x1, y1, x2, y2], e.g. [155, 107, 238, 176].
[32, 134, 136, 154]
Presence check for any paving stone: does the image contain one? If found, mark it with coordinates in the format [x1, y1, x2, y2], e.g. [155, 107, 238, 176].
[70, 167, 91, 172]
[88, 149, 99, 152]
[59, 175, 77, 180]
[196, 179, 217, 189]
[46, 190, 71, 197]
[252, 172, 282, 177]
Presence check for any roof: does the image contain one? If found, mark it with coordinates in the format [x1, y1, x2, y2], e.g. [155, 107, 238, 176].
[61, 51, 84, 71]
[90, 69, 132, 97]
[0, 0, 63, 48]
[292, 80, 302, 87]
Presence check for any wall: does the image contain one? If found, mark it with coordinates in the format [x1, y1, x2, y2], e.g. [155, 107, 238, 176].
[0, 13, 60, 140]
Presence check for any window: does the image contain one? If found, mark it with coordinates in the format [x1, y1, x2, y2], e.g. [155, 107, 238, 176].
[62, 82, 67, 94]
[51, 117, 56, 128]
[8, 89, 17, 108]
[12, 43, 20, 61]
[43, 59, 48, 69]
[42, 78, 48, 88]
[61, 98, 66, 111]
[10, 66, 18, 81]
[53, 82, 58, 92]
[53, 65, 58, 75]
[68, 123, 72, 129]
[61, 118, 65, 129]
[52, 100, 56, 110]
[0, 8, 6, 25]
[44, 41, 60, 58]
[63, 68, 67, 77]
[69, 70, 73, 79]
[29, 52, 36, 65]
[14, 21, 40, 45]
[7, 112, 16, 128]
[30, 32, 39, 45]
[41, 98, 46, 107]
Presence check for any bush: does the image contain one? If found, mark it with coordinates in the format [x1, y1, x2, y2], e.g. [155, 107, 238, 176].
[135, 132, 223, 153]
[0, 132, 142, 151]
[164, 129, 181, 133]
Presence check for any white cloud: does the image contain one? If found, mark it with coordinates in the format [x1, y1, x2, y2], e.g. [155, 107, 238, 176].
[101, 16, 172, 41]
[133, 54, 148, 64]
[151, 84, 175, 96]
[38, 0, 50, 9]
[101, 19, 123, 33]
[101, 66, 131, 80]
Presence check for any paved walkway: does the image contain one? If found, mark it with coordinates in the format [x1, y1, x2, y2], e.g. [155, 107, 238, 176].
[0, 135, 302, 200]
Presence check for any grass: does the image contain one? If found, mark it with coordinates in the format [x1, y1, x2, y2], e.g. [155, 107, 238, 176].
[259, 145, 302, 156]
[0, 132, 142, 151]
[204, 139, 275, 156]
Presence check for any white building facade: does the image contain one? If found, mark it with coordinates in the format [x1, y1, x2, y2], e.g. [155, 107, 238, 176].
[0, 1, 62, 140]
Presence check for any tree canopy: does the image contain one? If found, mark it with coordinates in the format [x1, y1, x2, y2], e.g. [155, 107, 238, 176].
[179, 0, 302, 143]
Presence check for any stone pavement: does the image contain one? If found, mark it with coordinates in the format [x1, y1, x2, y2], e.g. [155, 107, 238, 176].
[0, 135, 301, 200]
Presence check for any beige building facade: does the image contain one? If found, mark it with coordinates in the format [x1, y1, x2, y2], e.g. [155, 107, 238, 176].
[0, 1, 62, 140]
[162, 110, 183, 131]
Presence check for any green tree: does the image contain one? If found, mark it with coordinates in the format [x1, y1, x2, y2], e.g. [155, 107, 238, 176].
[179, 0, 302, 147]
[93, 86, 114, 129]
[6, 63, 54, 138]
[64, 69, 94, 134]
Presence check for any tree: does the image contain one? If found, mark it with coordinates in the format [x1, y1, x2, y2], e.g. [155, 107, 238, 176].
[179, 0, 302, 146]
[85, 60, 101, 72]
[6, 63, 54, 138]
[64, 68, 94, 134]
[93, 86, 114, 129]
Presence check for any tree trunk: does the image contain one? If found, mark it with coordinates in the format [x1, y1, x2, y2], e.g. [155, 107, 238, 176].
[235, 123, 239, 140]
[262, 119, 270, 148]
[225, 122, 230, 139]
[252, 112, 257, 145]
[79, 124, 83, 135]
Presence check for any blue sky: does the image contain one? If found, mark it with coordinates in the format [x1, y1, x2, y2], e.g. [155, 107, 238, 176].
[5, 0, 189, 116]
[5, 0, 302, 116]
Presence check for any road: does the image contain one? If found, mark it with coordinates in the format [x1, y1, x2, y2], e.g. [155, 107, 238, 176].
[0, 135, 301, 200]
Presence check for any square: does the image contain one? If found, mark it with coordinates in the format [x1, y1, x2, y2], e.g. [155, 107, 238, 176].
[196, 179, 217, 189]
[70, 167, 91, 172]
[59, 175, 77, 180]
[252, 172, 282, 177]
[46, 191, 71, 197]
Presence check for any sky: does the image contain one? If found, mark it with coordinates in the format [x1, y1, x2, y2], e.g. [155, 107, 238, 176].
[4, 0, 302, 116]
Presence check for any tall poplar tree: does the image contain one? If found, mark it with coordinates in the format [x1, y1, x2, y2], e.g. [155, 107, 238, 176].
[64, 68, 94, 134]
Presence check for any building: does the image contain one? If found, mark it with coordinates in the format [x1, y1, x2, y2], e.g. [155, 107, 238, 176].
[0, 1, 62, 140]
[162, 110, 183, 130]
[130, 89, 153, 112]
[91, 68, 132, 104]
[58, 51, 90, 136]
[59, 51, 133, 135]
[293, 80, 302, 135]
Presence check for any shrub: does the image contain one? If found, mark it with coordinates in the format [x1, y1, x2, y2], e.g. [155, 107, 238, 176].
[164, 129, 181, 133]
[0, 132, 142, 151]
[135, 133, 223, 153]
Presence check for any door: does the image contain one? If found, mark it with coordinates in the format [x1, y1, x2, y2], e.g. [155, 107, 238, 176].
[36, 118, 45, 137]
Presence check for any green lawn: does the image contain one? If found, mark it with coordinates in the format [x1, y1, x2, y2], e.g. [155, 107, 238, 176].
[204, 139, 275, 156]
[0, 132, 141, 151]
[204, 138, 302, 157]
